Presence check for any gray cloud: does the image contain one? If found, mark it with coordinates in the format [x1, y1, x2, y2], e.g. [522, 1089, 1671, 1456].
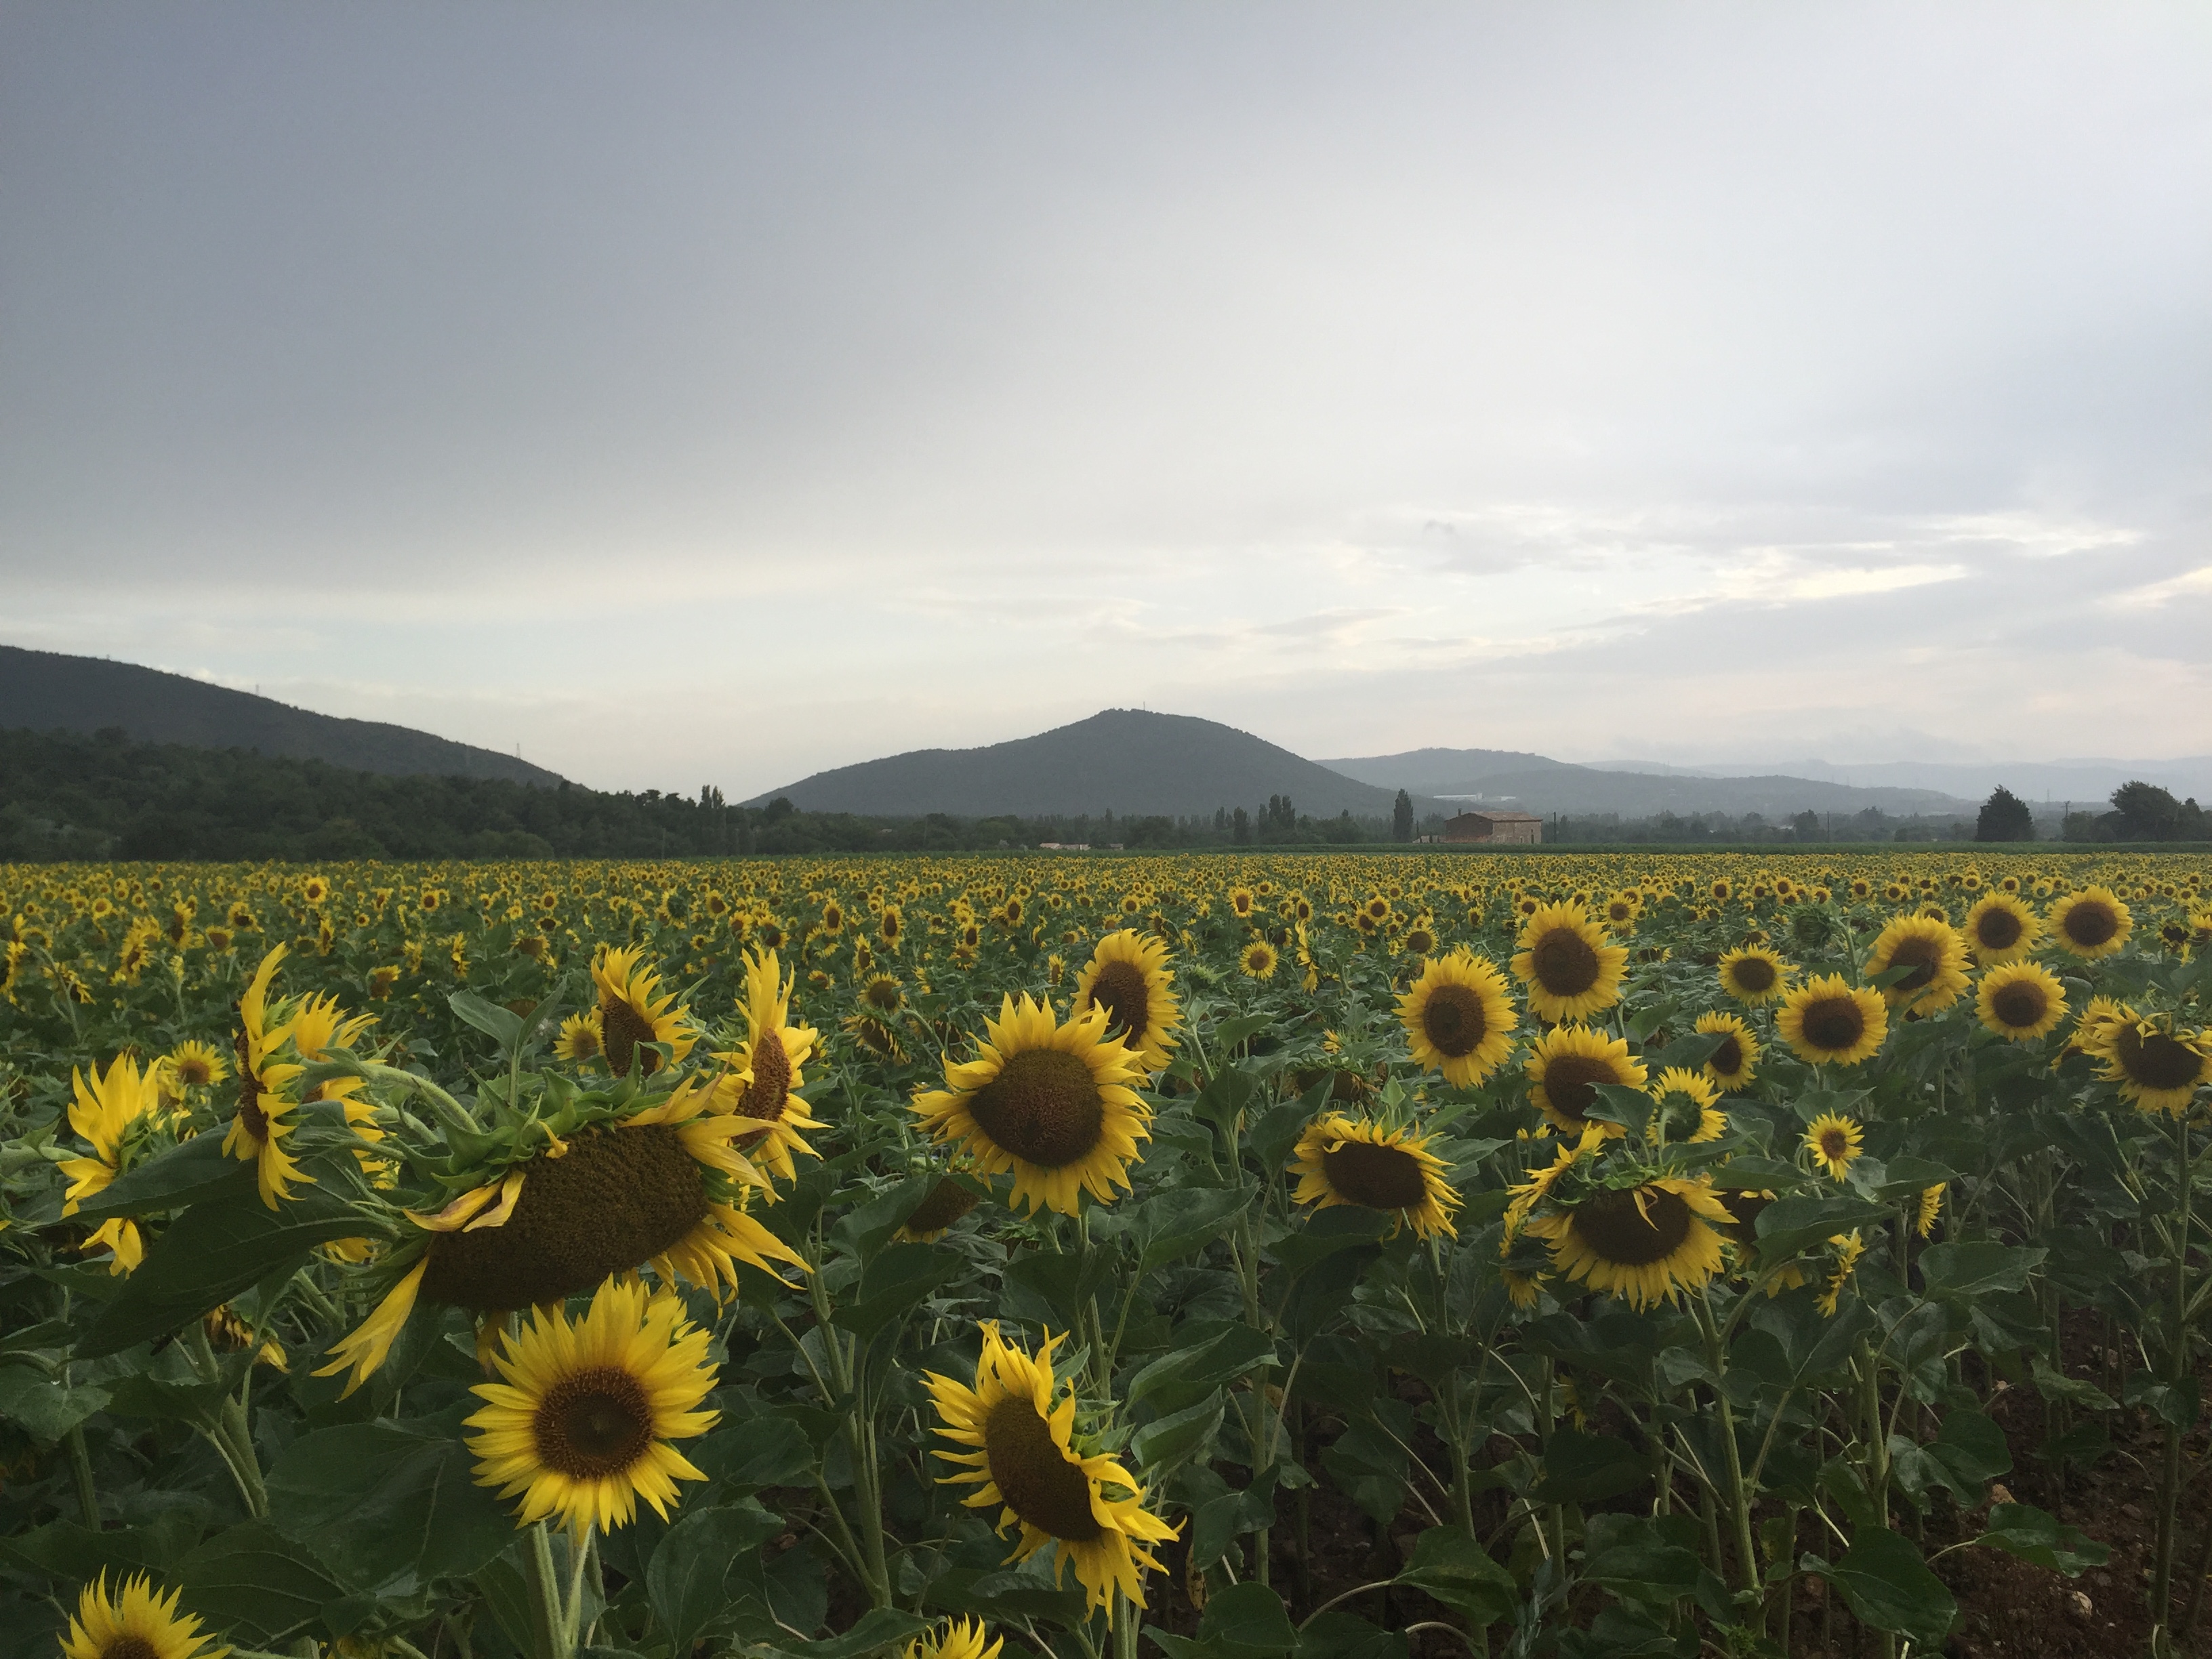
[3, 2, 2207, 793]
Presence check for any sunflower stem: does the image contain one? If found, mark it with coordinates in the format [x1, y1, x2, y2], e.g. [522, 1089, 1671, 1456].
[1694, 1289, 1762, 1627]
[523, 1523, 572, 1659]
[66, 1423, 99, 1529]
[2152, 1108, 2197, 1633]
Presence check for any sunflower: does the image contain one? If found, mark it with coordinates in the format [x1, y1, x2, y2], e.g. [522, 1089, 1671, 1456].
[161, 1039, 228, 1094]
[710, 948, 824, 1184]
[554, 1011, 606, 1065]
[1646, 1067, 1726, 1145]
[2051, 886, 2133, 960]
[1070, 929, 1182, 1073]
[1804, 1112, 1864, 1180]
[1239, 939, 1279, 981]
[1521, 1176, 1734, 1310]
[2091, 1017, 2212, 1116]
[1715, 946, 1789, 1006]
[60, 1054, 160, 1275]
[1694, 1010, 1759, 1094]
[465, 1276, 718, 1538]
[1511, 903, 1629, 1023]
[1862, 915, 1971, 1013]
[1963, 892, 2041, 965]
[1525, 1025, 1647, 1138]
[1288, 1115, 1460, 1240]
[1975, 960, 2068, 1042]
[1503, 1124, 1605, 1239]
[317, 1080, 802, 1395]
[1396, 950, 1517, 1087]
[1776, 974, 1888, 1067]
[591, 945, 697, 1078]
[899, 1174, 984, 1242]
[61, 1573, 227, 1659]
[911, 996, 1149, 1216]
[904, 1618, 1001, 1659]
[2070, 994, 2137, 1056]
[1816, 1230, 1868, 1317]
[223, 946, 308, 1208]
[1916, 1183, 1946, 1239]
[924, 1325, 1176, 1623]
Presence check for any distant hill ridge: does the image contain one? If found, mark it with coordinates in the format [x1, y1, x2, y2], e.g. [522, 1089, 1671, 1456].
[0, 644, 565, 786]
[1320, 745, 1975, 819]
[747, 709, 1420, 819]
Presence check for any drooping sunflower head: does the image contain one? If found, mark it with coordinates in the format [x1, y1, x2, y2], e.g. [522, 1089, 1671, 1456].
[1522, 1176, 1734, 1310]
[1070, 929, 1181, 1073]
[465, 1275, 719, 1538]
[1715, 946, 1789, 1006]
[61, 1572, 228, 1659]
[1694, 1010, 1759, 1093]
[2092, 1016, 2212, 1117]
[1963, 892, 2041, 965]
[1396, 949, 1518, 1088]
[1645, 1067, 1725, 1145]
[1863, 915, 1971, 1012]
[1525, 1024, 1647, 1138]
[1777, 974, 1888, 1067]
[590, 945, 696, 1078]
[1803, 1112, 1864, 1181]
[2051, 886, 2133, 960]
[912, 994, 1150, 1216]
[1239, 939, 1279, 981]
[1975, 960, 2068, 1042]
[899, 1173, 985, 1242]
[1511, 903, 1629, 1023]
[924, 1324, 1176, 1624]
[1288, 1114, 1461, 1240]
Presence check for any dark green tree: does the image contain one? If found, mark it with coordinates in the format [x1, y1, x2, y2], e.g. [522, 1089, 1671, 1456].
[1975, 785, 2035, 842]
[1392, 789, 1414, 842]
[1790, 809, 1822, 840]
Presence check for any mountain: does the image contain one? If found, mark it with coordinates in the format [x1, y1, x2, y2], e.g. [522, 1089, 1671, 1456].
[1592, 754, 2212, 806]
[745, 710, 1416, 819]
[0, 644, 565, 786]
[1317, 747, 1578, 792]
[1321, 745, 1973, 819]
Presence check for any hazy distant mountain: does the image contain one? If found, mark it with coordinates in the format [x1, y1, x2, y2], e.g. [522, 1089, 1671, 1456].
[1595, 754, 2212, 806]
[1317, 747, 1578, 793]
[746, 710, 1415, 819]
[0, 644, 565, 786]
[1319, 745, 1973, 818]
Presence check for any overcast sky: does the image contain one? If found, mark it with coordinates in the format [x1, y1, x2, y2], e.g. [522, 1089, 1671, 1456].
[3, 3, 2208, 795]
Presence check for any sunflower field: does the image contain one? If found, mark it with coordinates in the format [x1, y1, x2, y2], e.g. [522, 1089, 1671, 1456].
[5, 851, 2212, 1659]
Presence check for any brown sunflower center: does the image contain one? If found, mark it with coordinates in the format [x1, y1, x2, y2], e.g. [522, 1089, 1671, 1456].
[237, 1082, 270, 1143]
[1570, 1186, 1693, 1267]
[1990, 980, 2049, 1030]
[1706, 1033, 1746, 1078]
[1799, 996, 1866, 1054]
[1727, 956, 1777, 995]
[865, 978, 903, 1012]
[1885, 937, 1942, 992]
[1973, 907, 2024, 950]
[2064, 900, 2120, 949]
[1540, 1054, 1619, 1123]
[1717, 1190, 1769, 1243]
[104, 1637, 159, 1659]
[1818, 1129, 1851, 1162]
[1085, 960, 1152, 1044]
[532, 1365, 653, 1478]
[422, 1124, 708, 1311]
[1531, 928, 1600, 997]
[177, 1057, 213, 1086]
[741, 1036, 792, 1122]
[1321, 1139, 1429, 1210]
[967, 1050, 1105, 1168]
[903, 1177, 981, 1237]
[1420, 983, 1490, 1059]
[1405, 928, 1435, 955]
[983, 1396, 1102, 1541]
[601, 996, 662, 1078]
[2115, 1027, 2205, 1093]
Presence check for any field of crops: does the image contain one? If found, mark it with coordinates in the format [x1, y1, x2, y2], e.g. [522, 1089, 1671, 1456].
[5, 849, 2212, 1659]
